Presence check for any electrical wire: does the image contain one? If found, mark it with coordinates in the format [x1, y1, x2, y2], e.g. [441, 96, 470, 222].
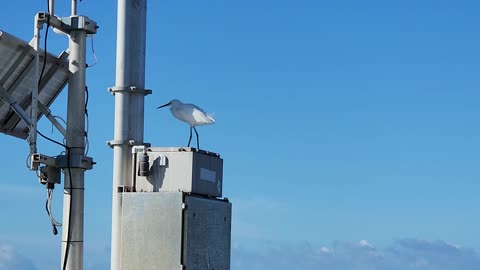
[84, 86, 89, 155]
[48, 135, 72, 270]
[25, 153, 32, 170]
[41, 2, 71, 268]
[47, 189, 62, 226]
[38, 17, 50, 89]
[37, 130, 67, 148]
[86, 35, 98, 68]
[54, 116, 67, 125]
[45, 186, 62, 227]
[46, 185, 62, 236]
[63, 151, 73, 270]
[50, 115, 67, 134]
[37, 124, 72, 270]
[85, 86, 89, 113]
[85, 116, 89, 155]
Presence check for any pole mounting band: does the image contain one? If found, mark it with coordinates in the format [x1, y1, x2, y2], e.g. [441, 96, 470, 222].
[108, 86, 152, 96]
[106, 140, 151, 148]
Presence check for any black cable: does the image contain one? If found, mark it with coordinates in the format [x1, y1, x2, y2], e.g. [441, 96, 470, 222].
[42, 2, 71, 268]
[39, 127, 73, 270]
[37, 130, 67, 148]
[86, 37, 98, 68]
[45, 186, 59, 235]
[38, 15, 50, 89]
[85, 86, 89, 117]
[63, 150, 72, 270]
[35, 129, 72, 270]
[84, 86, 89, 155]
[38, 129, 73, 270]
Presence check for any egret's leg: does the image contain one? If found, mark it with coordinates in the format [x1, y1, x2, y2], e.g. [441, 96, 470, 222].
[187, 126, 193, 147]
[193, 126, 199, 150]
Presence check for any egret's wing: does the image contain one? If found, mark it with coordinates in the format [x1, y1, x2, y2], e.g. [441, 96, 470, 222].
[192, 107, 215, 125]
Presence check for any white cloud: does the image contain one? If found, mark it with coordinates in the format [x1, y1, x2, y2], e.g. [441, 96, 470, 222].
[2, 238, 479, 270]
[232, 239, 480, 270]
[0, 244, 38, 270]
[319, 246, 332, 253]
[359, 239, 373, 248]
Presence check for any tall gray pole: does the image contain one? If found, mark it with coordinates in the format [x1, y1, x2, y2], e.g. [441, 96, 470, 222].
[60, 1, 90, 269]
[61, 26, 87, 270]
[110, 0, 147, 269]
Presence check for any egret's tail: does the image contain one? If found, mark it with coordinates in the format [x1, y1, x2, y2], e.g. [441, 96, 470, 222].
[191, 108, 215, 125]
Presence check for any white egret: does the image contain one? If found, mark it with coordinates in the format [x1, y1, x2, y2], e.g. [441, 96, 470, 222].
[157, 99, 215, 149]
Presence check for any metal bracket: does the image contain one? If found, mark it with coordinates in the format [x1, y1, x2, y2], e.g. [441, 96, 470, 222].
[132, 144, 151, 154]
[117, 185, 133, 193]
[36, 13, 98, 35]
[30, 153, 62, 184]
[39, 165, 61, 185]
[59, 16, 98, 34]
[31, 153, 96, 172]
[107, 86, 152, 96]
[107, 140, 150, 148]
[56, 155, 95, 170]
[31, 153, 56, 170]
[107, 140, 136, 147]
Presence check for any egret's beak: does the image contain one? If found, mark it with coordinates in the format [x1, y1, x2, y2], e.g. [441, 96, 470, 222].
[157, 102, 171, 109]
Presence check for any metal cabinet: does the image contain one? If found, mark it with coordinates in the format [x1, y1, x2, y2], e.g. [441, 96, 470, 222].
[120, 192, 232, 270]
[134, 147, 223, 197]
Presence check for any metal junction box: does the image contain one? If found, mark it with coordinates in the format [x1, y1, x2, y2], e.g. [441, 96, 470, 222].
[120, 192, 232, 270]
[134, 147, 223, 197]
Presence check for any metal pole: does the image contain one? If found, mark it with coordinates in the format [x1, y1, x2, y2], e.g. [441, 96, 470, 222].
[30, 15, 41, 156]
[61, 28, 87, 270]
[71, 0, 77, 16]
[49, 0, 55, 15]
[111, 0, 147, 269]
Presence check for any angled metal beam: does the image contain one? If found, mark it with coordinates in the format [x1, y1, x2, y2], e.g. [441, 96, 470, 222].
[0, 84, 32, 127]
[38, 101, 66, 137]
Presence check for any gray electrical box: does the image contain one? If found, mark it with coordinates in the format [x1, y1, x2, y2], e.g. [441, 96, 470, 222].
[134, 147, 223, 197]
[120, 192, 232, 270]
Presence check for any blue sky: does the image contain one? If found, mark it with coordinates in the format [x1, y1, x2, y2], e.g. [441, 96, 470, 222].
[1, 0, 480, 269]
